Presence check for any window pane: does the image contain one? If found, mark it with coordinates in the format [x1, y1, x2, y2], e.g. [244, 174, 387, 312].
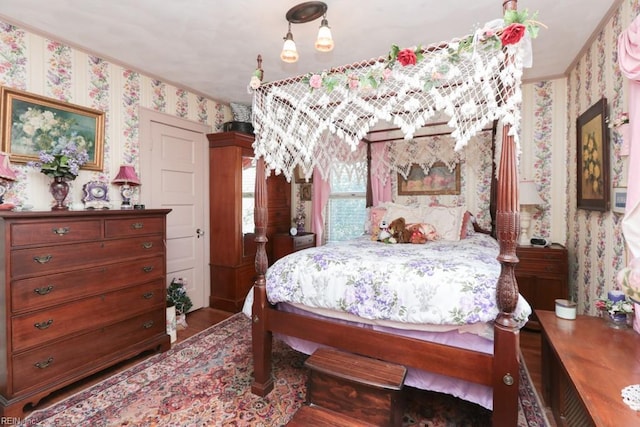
[327, 163, 367, 242]
[328, 197, 366, 241]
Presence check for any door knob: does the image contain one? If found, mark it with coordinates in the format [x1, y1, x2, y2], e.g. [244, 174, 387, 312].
[196, 228, 204, 238]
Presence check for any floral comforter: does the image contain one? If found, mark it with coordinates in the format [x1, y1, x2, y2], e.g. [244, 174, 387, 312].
[266, 234, 531, 327]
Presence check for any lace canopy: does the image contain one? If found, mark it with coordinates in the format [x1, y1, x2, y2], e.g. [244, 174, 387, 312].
[251, 16, 533, 182]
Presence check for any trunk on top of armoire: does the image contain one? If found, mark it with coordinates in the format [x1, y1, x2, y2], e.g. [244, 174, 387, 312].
[207, 131, 291, 312]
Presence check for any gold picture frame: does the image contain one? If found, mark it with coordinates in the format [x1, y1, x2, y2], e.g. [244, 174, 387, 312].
[576, 97, 609, 211]
[398, 162, 460, 195]
[0, 87, 105, 171]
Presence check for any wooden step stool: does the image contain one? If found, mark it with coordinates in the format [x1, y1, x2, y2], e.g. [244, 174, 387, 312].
[287, 404, 377, 426]
[300, 347, 407, 427]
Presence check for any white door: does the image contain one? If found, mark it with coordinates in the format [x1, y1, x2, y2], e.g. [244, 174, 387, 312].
[139, 109, 210, 311]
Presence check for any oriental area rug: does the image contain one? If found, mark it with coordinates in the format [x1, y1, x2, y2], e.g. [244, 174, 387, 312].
[22, 314, 549, 426]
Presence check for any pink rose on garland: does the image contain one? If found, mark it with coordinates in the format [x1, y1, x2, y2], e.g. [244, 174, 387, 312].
[309, 74, 323, 89]
[500, 23, 526, 46]
[348, 74, 359, 90]
[397, 48, 418, 66]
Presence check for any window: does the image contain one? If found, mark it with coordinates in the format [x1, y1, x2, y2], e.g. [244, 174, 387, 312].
[327, 164, 367, 242]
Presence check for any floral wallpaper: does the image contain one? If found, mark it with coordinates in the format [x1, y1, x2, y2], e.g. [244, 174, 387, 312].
[567, 0, 638, 315]
[0, 19, 230, 210]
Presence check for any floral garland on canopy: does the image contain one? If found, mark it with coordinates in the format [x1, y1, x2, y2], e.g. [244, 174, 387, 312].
[248, 10, 542, 183]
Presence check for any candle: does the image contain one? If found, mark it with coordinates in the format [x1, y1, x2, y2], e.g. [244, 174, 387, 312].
[608, 290, 625, 302]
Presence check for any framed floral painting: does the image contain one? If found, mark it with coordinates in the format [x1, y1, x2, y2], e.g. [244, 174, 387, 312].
[576, 97, 609, 211]
[0, 87, 105, 171]
[397, 162, 460, 195]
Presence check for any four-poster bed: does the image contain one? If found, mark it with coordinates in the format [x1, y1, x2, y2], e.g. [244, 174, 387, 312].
[248, 1, 536, 425]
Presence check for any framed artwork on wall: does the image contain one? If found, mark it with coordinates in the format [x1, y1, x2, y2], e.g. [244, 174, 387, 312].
[300, 183, 312, 201]
[294, 165, 313, 184]
[397, 162, 460, 196]
[0, 87, 105, 171]
[576, 97, 609, 211]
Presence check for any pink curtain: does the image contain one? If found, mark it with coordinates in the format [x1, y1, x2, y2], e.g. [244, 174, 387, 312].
[619, 15, 640, 257]
[311, 168, 331, 246]
[370, 143, 392, 206]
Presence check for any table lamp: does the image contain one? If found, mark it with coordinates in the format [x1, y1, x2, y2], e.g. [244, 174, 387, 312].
[519, 179, 543, 246]
[112, 165, 140, 209]
[0, 152, 17, 210]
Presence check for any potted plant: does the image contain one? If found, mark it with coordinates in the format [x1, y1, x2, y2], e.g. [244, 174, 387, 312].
[167, 277, 193, 330]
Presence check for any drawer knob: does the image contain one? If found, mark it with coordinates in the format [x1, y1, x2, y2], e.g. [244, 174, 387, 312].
[34, 319, 54, 330]
[142, 242, 153, 249]
[143, 292, 154, 299]
[131, 222, 144, 230]
[143, 266, 154, 272]
[33, 255, 53, 264]
[34, 285, 55, 295]
[52, 227, 69, 235]
[143, 320, 154, 329]
[34, 357, 54, 369]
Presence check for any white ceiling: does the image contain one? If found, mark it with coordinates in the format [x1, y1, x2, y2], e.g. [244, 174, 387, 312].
[0, 0, 620, 105]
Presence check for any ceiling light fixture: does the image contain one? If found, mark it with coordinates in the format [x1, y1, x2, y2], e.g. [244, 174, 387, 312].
[281, 1, 333, 63]
[280, 22, 299, 63]
[315, 14, 334, 52]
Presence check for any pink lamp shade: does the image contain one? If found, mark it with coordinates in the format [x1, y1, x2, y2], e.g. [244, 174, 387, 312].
[0, 152, 17, 182]
[112, 165, 140, 186]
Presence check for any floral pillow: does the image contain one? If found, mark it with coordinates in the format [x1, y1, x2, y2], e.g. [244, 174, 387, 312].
[383, 203, 424, 224]
[422, 206, 467, 241]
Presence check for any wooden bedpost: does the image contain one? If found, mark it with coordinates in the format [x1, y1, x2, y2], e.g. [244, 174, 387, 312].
[492, 1, 521, 425]
[251, 156, 274, 396]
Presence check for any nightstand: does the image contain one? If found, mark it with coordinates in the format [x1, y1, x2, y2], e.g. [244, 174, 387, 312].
[515, 243, 568, 330]
[272, 232, 315, 263]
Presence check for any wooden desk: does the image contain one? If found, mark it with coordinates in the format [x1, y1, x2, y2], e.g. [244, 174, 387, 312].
[538, 310, 640, 426]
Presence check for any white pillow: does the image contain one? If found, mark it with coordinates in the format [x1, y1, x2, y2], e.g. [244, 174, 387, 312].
[422, 206, 466, 241]
[383, 203, 424, 224]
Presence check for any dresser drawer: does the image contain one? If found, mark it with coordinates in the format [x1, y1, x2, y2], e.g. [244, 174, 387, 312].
[516, 259, 565, 275]
[9, 219, 102, 247]
[11, 255, 165, 313]
[12, 280, 164, 352]
[12, 309, 165, 394]
[10, 236, 165, 278]
[293, 233, 314, 250]
[105, 216, 165, 238]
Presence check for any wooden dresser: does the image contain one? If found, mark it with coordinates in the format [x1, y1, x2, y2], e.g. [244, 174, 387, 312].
[539, 310, 640, 426]
[0, 209, 171, 418]
[515, 244, 568, 330]
[208, 132, 291, 312]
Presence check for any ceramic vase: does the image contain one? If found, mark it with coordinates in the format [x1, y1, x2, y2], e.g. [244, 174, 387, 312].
[50, 177, 70, 210]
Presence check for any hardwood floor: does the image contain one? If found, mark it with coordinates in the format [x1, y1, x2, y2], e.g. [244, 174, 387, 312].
[21, 307, 555, 426]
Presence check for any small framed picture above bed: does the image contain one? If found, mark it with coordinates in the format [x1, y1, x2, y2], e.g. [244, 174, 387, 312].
[397, 162, 460, 195]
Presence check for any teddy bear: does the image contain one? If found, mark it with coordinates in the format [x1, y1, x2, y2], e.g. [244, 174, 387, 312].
[377, 220, 392, 242]
[407, 223, 439, 244]
[388, 217, 412, 244]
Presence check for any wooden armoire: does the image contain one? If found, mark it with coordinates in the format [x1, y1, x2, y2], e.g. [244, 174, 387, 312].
[207, 131, 291, 312]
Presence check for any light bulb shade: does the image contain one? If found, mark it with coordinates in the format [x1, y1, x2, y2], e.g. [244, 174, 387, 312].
[519, 180, 543, 205]
[0, 152, 16, 181]
[280, 31, 299, 63]
[112, 165, 141, 186]
[315, 18, 334, 52]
